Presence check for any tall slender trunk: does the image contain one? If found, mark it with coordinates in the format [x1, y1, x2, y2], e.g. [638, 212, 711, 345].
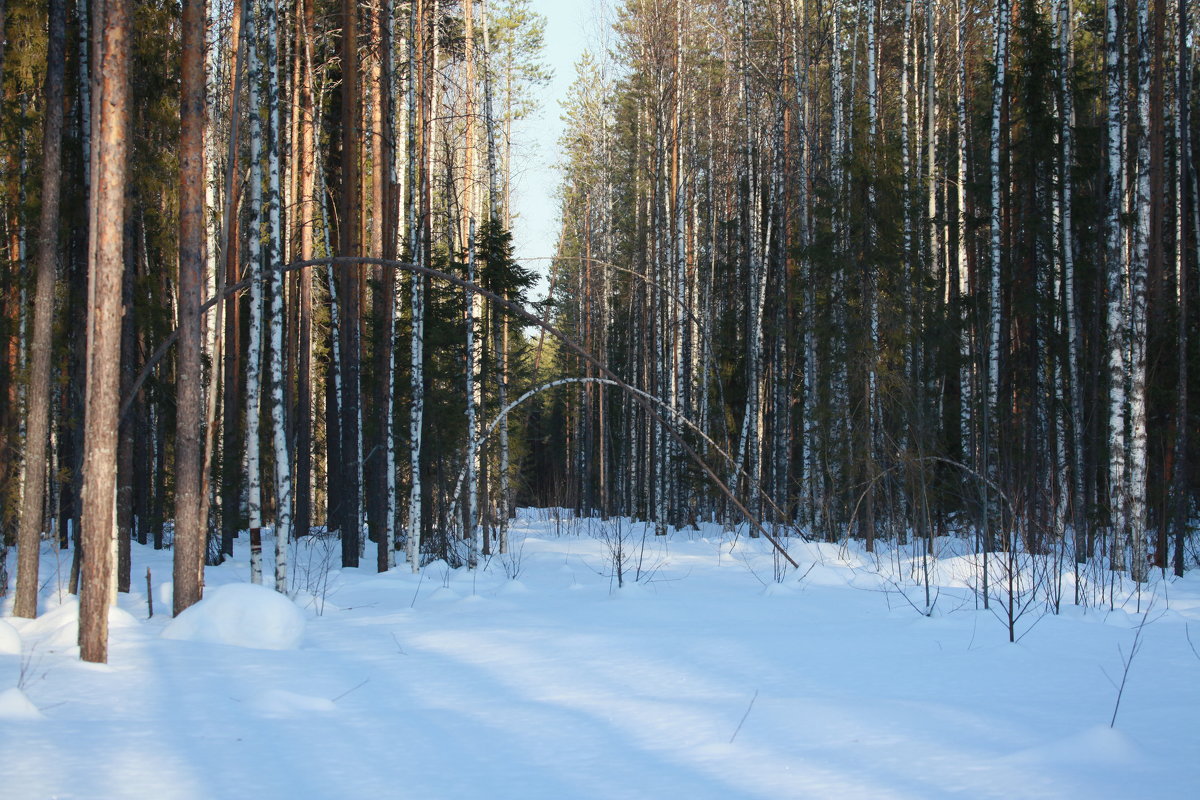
[987, 0, 1009, 505]
[79, 0, 129, 664]
[864, 0, 881, 549]
[245, 1, 265, 584]
[1057, 0, 1088, 564]
[465, 219, 479, 566]
[366, 0, 393, 572]
[173, 0, 207, 616]
[264, 0, 291, 588]
[339, 0, 362, 567]
[13, 0, 67, 619]
[220, 0, 246, 560]
[1173, 0, 1190, 577]
[1127, 0, 1152, 582]
[294, 0, 315, 544]
[406, 0, 425, 571]
[957, 0, 974, 472]
[1105, 0, 1129, 571]
[481, 0, 509, 547]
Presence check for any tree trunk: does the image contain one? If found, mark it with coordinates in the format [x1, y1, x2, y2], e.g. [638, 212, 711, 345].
[79, 0, 129, 664]
[13, 0, 67, 619]
[1105, 0, 1129, 572]
[1173, 0, 1190, 577]
[339, 0, 362, 568]
[173, 0, 207, 616]
[245, 0, 265, 585]
[265, 0, 291, 589]
[294, 0, 315, 544]
[1127, 0, 1152, 582]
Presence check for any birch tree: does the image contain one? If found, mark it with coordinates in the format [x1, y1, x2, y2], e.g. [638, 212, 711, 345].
[245, 0, 265, 584]
[264, 0, 291, 588]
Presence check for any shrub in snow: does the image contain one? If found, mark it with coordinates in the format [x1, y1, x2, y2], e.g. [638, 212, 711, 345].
[162, 583, 306, 650]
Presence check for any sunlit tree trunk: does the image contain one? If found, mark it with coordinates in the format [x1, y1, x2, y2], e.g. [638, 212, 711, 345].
[294, 0, 316, 545]
[13, 0, 67, 619]
[265, 0, 291, 588]
[245, 1, 265, 584]
[79, 0, 129, 664]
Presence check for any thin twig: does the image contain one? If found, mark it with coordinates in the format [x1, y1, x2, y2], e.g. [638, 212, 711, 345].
[730, 689, 759, 743]
[332, 678, 370, 703]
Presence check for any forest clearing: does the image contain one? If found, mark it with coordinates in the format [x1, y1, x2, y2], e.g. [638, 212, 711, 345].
[3, 0, 1200, 794]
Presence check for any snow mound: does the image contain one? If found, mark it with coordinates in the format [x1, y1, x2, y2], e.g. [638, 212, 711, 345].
[0, 687, 43, 720]
[162, 583, 305, 650]
[108, 606, 142, 630]
[249, 689, 336, 717]
[0, 619, 21, 655]
[22, 598, 80, 650]
[424, 586, 460, 603]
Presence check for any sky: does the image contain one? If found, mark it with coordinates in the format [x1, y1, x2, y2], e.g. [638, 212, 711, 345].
[509, 0, 602, 297]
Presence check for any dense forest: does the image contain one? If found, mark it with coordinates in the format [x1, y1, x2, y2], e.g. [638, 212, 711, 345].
[0, 0, 1196, 665]
[547, 0, 1200, 589]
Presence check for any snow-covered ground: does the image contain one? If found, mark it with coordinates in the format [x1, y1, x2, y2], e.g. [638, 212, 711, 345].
[2, 511, 1198, 799]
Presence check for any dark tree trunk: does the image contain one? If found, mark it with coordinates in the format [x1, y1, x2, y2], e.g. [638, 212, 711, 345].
[13, 0, 66, 617]
[173, 0, 207, 616]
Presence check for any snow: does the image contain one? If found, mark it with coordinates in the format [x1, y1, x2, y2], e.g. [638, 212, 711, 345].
[0, 686, 43, 720]
[1, 514, 1198, 799]
[162, 582, 306, 650]
[0, 618, 21, 654]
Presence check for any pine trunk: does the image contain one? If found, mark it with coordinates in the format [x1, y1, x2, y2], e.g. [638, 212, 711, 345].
[79, 0, 129, 664]
[13, 0, 67, 619]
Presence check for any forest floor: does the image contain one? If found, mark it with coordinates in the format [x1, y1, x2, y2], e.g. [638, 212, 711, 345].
[2, 510, 1198, 799]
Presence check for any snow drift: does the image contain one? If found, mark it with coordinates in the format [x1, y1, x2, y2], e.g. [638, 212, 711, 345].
[162, 582, 305, 650]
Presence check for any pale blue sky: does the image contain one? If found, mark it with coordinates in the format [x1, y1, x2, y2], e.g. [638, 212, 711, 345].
[510, 0, 601, 298]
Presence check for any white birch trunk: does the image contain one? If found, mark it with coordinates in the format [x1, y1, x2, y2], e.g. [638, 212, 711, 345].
[465, 219, 479, 566]
[1105, 0, 1129, 571]
[1057, 0, 1087, 561]
[957, 0, 973, 466]
[406, 6, 425, 572]
[987, 0, 1009, 492]
[245, 1, 265, 585]
[264, 0, 290, 590]
[1127, 0, 1152, 581]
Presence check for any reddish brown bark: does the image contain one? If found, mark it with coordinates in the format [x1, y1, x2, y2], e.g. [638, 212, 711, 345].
[13, 0, 67, 618]
[79, 0, 130, 664]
